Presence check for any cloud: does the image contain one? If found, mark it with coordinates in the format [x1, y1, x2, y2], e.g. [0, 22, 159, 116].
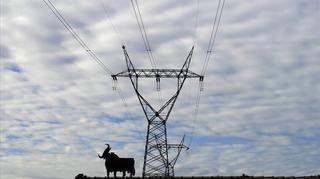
[1, 0, 320, 178]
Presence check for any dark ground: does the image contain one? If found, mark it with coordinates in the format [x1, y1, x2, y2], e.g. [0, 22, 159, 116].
[75, 173, 320, 179]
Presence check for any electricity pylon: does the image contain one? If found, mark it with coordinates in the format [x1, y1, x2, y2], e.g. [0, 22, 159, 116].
[112, 45, 203, 177]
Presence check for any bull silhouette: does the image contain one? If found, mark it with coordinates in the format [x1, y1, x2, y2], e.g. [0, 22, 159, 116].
[98, 144, 135, 178]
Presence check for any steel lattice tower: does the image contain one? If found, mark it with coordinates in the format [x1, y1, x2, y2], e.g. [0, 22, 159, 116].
[112, 46, 203, 177]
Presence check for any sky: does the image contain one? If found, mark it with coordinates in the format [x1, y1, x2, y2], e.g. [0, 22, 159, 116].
[1, 0, 320, 178]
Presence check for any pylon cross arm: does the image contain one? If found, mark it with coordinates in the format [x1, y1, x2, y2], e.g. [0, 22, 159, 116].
[114, 68, 203, 79]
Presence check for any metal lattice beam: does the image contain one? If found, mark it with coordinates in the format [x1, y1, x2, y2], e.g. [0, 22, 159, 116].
[113, 69, 203, 79]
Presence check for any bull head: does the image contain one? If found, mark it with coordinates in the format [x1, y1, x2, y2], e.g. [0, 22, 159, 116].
[98, 144, 111, 159]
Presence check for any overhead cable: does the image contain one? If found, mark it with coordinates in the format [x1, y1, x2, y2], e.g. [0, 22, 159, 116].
[130, 0, 157, 69]
[42, 0, 141, 139]
[187, 83, 203, 147]
[189, 0, 226, 148]
[201, 0, 225, 76]
[98, 0, 141, 124]
[42, 0, 113, 75]
[130, 0, 163, 106]
[100, 0, 124, 46]
[99, 0, 159, 130]
[116, 83, 145, 140]
[193, 0, 200, 45]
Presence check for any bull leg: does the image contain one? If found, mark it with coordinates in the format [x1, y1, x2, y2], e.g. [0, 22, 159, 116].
[114, 171, 117, 178]
[106, 170, 109, 178]
[122, 171, 126, 178]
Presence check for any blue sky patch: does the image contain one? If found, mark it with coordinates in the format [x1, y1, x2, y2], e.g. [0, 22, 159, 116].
[191, 135, 252, 145]
[6, 134, 20, 141]
[0, 148, 28, 156]
[7, 63, 22, 73]
[95, 114, 139, 123]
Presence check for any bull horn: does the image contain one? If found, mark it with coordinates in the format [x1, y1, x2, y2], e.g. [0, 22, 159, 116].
[105, 144, 110, 149]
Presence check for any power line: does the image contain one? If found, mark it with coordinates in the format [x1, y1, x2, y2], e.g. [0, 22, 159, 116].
[188, 83, 202, 147]
[201, 0, 225, 76]
[193, 0, 200, 45]
[42, 0, 143, 139]
[100, 0, 124, 46]
[189, 0, 226, 148]
[130, 0, 163, 106]
[130, 0, 157, 69]
[202, 0, 222, 76]
[98, 0, 145, 129]
[42, 0, 113, 75]
[115, 83, 145, 141]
